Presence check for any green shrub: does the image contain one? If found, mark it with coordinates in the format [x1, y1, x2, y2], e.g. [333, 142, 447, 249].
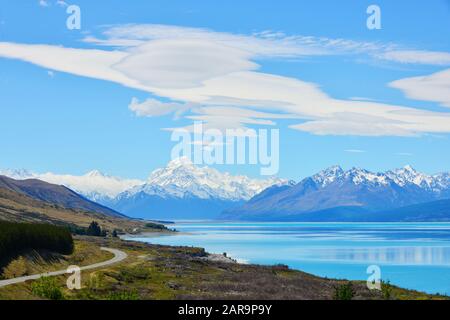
[381, 280, 393, 300]
[31, 277, 65, 300]
[144, 222, 168, 230]
[333, 282, 355, 300]
[106, 291, 139, 300]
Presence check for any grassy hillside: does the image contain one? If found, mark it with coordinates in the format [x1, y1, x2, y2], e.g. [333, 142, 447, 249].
[0, 187, 162, 233]
[0, 175, 123, 218]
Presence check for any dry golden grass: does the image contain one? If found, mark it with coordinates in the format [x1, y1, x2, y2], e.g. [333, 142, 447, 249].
[1, 237, 446, 300]
[0, 188, 144, 232]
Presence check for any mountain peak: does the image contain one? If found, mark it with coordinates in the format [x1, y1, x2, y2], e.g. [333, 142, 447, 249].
[138, 158, 288, 201]
[167, 156, 194, 168]
[327, 164, 343, 171]
[85, 170, 107, 178]
[403, 165, 416, 172]
[312, 165, 344, 187]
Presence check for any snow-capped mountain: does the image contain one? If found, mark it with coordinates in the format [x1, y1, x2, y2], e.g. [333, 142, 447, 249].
[223, 165, 450, 221]
[0, 169, 35, 180]
[0, 168, 143, 202]
[119, 157, 285, 201]
[0, 158, 287, 220]
[109, 157, 288, 219]
[311, 165, 450, 192]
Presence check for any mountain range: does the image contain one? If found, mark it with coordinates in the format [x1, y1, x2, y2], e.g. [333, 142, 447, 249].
[0, 175, 144, 231]
[0, 175, 123, 218]
[222, 165, 450, 221]
[1, 158, 286, 220]
[2, 161, 450, 222]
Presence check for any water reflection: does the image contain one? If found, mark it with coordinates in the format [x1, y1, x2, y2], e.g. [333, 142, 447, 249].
[298, 246, 450, 266]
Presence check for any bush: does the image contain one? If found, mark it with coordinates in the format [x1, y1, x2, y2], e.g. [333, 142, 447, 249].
[381, 280, 393, 300]
[333, 282, 355, 300]
[0, 221, 74, 266]
[31, 277, 65, 300]
[106, 291, 139, 300]
[144, 222, 168, 230]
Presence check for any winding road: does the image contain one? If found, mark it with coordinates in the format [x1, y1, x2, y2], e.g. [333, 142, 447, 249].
[0, 247, 127, 288]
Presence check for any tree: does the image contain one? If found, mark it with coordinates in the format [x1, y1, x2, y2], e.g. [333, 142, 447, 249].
[112, 229, 118, 238]
[87, 221, 102, 237]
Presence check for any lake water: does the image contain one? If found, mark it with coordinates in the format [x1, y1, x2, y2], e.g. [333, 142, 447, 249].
[125, 222, 450, 295]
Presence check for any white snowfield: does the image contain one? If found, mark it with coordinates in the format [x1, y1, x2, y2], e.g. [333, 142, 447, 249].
[0, 247, 127, 288]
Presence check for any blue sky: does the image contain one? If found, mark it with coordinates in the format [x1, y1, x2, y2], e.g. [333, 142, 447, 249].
[0, 0, 449, 180]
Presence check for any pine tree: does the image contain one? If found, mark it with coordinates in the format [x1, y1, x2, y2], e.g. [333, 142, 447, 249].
[87, 221, 102, 237]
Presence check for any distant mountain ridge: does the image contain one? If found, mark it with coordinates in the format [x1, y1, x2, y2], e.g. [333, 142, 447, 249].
[0, 175, 125, 218]
[0, 168, 143, 202]
[3, 163, 449, 221]
[223, 165, 450, 221]
[1, 158, 287, 220]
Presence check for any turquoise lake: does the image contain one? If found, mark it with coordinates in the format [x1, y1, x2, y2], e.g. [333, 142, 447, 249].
[125, 222, 450, 295]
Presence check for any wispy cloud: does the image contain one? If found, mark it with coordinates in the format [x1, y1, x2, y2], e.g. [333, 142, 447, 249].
[345, 149, 366, 153]
[39, 0, 49, 7]
[0, 24, 449, 137]
[55, 0, 68, 7]
[129, 98, 193, 119]
[389, 68, 450, 108]
[375, 50, 450, 66]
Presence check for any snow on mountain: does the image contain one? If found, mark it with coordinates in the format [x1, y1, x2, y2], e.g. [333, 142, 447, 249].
[0, 158, 287, 204]
[435, 172, 450, 190]
[223, 165, 450, 221]
[120, 157, 287, 201]
[311, 165, 344, 187]
[0, 169, 143, 200]
[313, 166, 389, 187]
[386, 165, 435, 189]
[0, 169, 34, 180]
[312, 164, 450, 191]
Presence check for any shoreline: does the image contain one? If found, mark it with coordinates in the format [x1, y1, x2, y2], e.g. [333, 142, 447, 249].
[1, 235, 447, 300]
[123, 222, 450, 296]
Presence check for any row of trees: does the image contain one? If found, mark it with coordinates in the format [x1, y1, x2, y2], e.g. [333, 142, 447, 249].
[66, 221, 112, 237]
[0, 221, 74, 265]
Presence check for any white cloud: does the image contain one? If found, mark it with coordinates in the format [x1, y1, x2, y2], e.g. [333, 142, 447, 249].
[39, 0, 49, 7]
[376, 50, 450, 66]
[115, 39, 258, 89]
[0, 24, 450, 137]
[389, 69, 450, 108]
[47, 70, 54, 77]
[55, 0, 68, 7]
[345, 149, 366, 153]
[129, 97, 193, 118]
[88, 24, 389, 56]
